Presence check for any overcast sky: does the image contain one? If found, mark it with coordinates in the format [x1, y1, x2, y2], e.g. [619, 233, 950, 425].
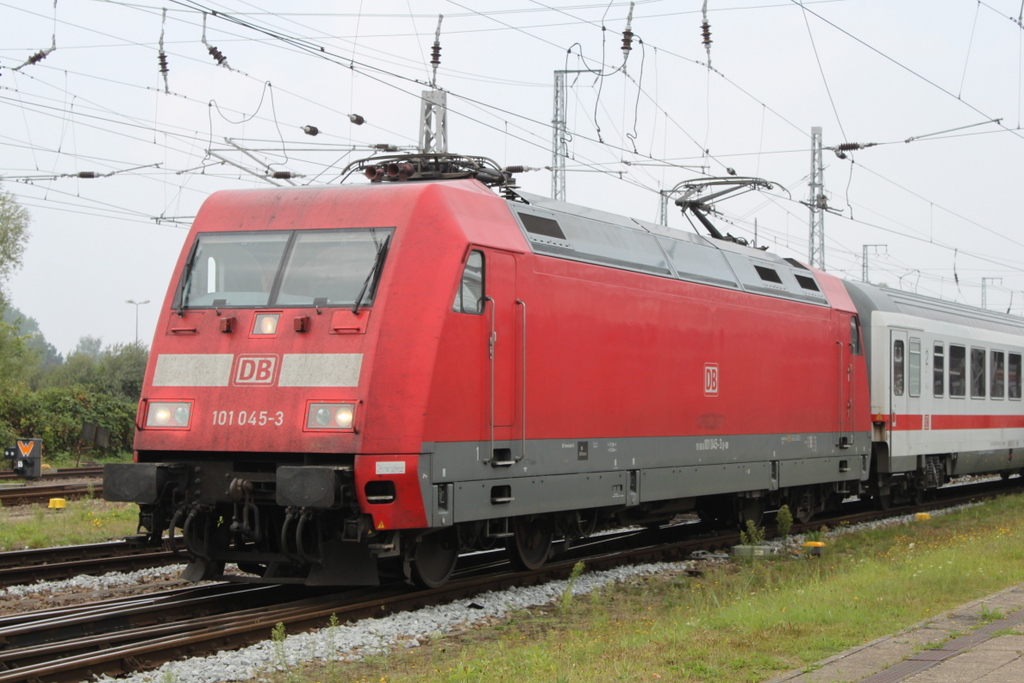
[3, 0, 1024, 354]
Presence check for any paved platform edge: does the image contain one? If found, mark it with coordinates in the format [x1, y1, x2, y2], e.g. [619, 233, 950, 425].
[764, 582, 1024, 683]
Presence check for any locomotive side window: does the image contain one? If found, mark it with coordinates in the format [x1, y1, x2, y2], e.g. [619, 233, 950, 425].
[849, 316, 862, 355]
[1010, 353, 1022, 399]
[908, 338, 921, 397]
[949, 345, 966, 397]
[452, 251, 485, 315]
[991, 351, 1006, 399]
[933, 343, 945, 397]
[971, 348, 987, 398]
[892, 340, 905, 396]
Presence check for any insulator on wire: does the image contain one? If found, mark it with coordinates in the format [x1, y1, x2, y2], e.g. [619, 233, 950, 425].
[271, 171, 294, 179]
[700, 0, 712, 68]
[13, 37, 56, 72]
[622, 1, 635, 59]
[430, 14, 444, 87]
[302, 125, 320, 136]
[77, 171, 98, 179]
[207, 45, 228, 67]
[504, 165, 525, 174]
[158, 9, 169, 93]
[348, 113, 365, 126]
[27, 49, 49, 66]
[201, 13, 232, 70]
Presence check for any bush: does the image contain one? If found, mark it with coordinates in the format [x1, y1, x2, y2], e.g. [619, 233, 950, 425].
[0, 384, 136, 460]
[777, 504, 794, 537]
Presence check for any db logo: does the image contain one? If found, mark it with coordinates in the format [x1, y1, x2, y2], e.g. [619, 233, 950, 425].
[704, 363, 719, 397]
[234, 355, 279, 385]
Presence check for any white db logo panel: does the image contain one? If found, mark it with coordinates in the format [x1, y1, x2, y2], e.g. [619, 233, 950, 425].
[704, 363, 719, 396]
[234, 355, 279, 385]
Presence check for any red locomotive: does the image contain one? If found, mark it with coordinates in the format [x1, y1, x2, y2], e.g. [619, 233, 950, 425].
[105, 154, 1024, 587]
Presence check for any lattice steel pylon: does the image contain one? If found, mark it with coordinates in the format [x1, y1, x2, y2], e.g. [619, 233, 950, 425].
[552, 71, 569, 201]
[419, 90, 448, 154]
[808, 126, 826, 270]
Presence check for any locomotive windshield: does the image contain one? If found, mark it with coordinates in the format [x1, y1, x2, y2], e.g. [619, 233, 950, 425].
[176, 228, 394, 309]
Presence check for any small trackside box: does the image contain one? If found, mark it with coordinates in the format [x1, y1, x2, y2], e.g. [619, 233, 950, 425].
[104, 463, 187, 504]
[276, 466, 347, 508]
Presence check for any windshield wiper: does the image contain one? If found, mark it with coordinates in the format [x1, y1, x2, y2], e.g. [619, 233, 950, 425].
[352, 234, 391, 315]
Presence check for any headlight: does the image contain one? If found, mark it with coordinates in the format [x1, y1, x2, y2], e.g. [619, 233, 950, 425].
[252, 313, 280, 335]
[146, 401, 192, 428]
[306, 402, 355, 430]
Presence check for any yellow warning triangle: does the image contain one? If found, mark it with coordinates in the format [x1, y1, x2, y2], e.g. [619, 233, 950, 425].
[377, 521, 385, 530]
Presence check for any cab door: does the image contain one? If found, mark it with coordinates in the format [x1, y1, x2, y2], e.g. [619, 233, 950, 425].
[486, 250, 517, 431]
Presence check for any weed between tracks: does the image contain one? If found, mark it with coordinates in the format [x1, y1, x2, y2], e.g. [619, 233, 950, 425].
[265, 494, 1024, 683]
[0, 499, 137, 550]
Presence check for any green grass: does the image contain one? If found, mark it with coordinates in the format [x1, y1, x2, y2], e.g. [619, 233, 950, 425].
[0, 499, 138, 550]
[278, 494, 1024, 683]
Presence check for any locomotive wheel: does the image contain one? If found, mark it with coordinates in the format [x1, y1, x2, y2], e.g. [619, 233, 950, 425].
[737, 499, 766, 529]
[507, 516, 553, 571]
[411, 527, 459, 589]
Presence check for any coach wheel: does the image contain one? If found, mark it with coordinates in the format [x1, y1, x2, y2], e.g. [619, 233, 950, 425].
[877, 493, 892, 510]
[507, 516, 553, 571]
[411, 527, 459, 589]
[912, 486, 925, 506]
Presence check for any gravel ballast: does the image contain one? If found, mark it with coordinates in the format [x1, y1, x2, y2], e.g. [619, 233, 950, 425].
[0, 502, 977, 683]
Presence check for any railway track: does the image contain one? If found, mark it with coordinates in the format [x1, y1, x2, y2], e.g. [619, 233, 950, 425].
[0, 541, 175, 589]
[0, 479, 1017, 682]
[0, 483, 103, 507]
[0, 466, 104, 482]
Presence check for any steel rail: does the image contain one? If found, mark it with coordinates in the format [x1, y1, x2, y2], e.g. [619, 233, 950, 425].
[0, 483, 104, 507]
[0, 478, 1017, 682]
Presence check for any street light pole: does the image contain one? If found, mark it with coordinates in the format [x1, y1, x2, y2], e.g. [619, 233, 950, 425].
[125, 299, 150, 344]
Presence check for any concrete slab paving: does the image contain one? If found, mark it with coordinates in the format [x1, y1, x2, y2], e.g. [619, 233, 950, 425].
[765, 584, 1024, 683]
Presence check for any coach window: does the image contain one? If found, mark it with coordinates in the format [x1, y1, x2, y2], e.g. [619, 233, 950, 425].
[991, 351, 1006, 399]
[452, 251, 485, 314]
[933, 343, 945, 397]
[971, 348, 987, 398]
[1010, 353, 1022, 399]
[949, 345, 966, 397]
[909, 338, 921, 397]
[893, 340, 905, 396]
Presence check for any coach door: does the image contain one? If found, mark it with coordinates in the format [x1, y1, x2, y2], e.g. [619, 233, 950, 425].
[890, 329, 909, 457]
[484, 250, 519, 442]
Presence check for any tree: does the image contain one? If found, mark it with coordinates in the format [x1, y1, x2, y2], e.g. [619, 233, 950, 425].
[72, 335, 103, 359]
[1, 306, 62, 369]
[0, 183, 30, 308]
